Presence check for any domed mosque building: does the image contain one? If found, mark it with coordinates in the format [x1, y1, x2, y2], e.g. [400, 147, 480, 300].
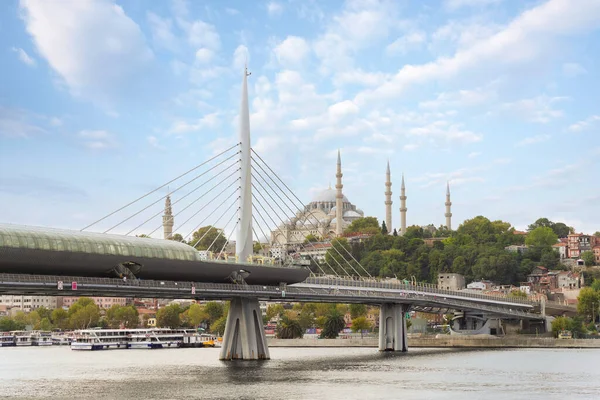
[270, 151, 364, 248]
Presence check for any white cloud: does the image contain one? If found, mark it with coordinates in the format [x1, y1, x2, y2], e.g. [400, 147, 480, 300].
[0, 107, 45, 138]
[408, 121, 483, 144]
[188, 20, 220, 50]
[419, 85, 496, 109]
[273, 36, 310, 66]
[225, 8, 240, 15]
[445, 0, 503, 10]
[78, 130, 117, 150]
[403, 144, 419, 151]
[195, 48, 214, 64]
[147, 12, 178, 52]
[386, 32, 426, 55]
[147, 135, 165, 150]
[233, 45, 249, 71]
[516, 134, 551, 147]
[562, 62, 587, 77]
[168, 113, 220, 134]
[501, 95, 568, 123]
[328, 100, 359, 121]
[468, 151, 481, 158]
[267, 1, 283, 17]
[568, 115, 600, 132]
[11, 47, 36, 66]
[49, 117, 62, 127]
[20, 0, 153, 104]
[355, 0, 600, 106]
[332, 69, 390, 87]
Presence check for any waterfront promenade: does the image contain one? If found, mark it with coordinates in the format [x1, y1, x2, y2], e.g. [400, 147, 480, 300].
[268, 336, 600, 349]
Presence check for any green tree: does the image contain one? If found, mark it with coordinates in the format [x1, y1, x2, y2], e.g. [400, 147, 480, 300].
[189, 226, 227, 251]
[508, 290, 527, 298]
[551, 316, 569, 337]
[551, 223, 571, 238]
[51, 308, 69, 330]
[266, 304, 285, 321]
[525, 227, 558, 248]
[303, 234, 319, 244]
[349, 304, 367, 319]
[351, 316, 371, 338]
[38, 317, 52, 331]
[186, 303, 208, 327]
[156, 304, 182, 328]
[136, 234, 151, 238]
[344, 217, 380, 235]
[325, 238, 358, 275]
[297, 307, 316, 330]
[320, 306, 346, 339]
[594, 232, 600, 238]
[577, 287, 600, 321]
[203, 302, 225, 325]
[69, 303, 101, 329]
[527, 218, 554, 231]
[381, 221, 388, 235]
[28, 311, 41, 329]
[582, 251, 595, 267]
[276, 315, 304, 339]
[0, 317, 25, 331]
[36, 307, 52, 321]
[253, 242, 263, 254]
[210, 315, 227, 336]
[169, 233, 184, 242]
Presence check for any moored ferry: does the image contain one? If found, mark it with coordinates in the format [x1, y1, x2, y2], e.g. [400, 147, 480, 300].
[71, 328, 129, 350]
[32, 331, 53, 346]
[12, 331, 33, 346]
[128, 328, 185, 349]
[1, 333, 15, 347]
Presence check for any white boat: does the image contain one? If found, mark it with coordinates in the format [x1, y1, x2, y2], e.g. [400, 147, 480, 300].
[128, 328, 184, 349]
[51, 333, 72, 345]
[71, 328, 129, 351]
[32, 331, 53, 346]
[12, 331, 32, 346]
[0, 333, 15, 347]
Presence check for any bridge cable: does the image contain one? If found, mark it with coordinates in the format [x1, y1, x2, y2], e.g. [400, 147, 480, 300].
[127, 160, 240, 236]
[102, 150, 241, 233]
[250, 188, 340, 276]
[250, 179, 347, 277]
[81, 143, 240, 231]
[142, 167, 241, 238]
[251, 169, 358, 277]
[251, 150, 372, 278]
[250, 176, 346, 277]
[172, 177, 240, 239]
[205, 207, 239, 253]
[189, 196, 240, 250]
[250, 204, 329, 276]
[217, 220, 240, 260]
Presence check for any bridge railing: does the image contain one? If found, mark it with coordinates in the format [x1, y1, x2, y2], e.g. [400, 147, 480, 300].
[301, 275, 539, 307]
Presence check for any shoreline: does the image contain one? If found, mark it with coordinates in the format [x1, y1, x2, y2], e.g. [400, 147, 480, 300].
[267, 336, 600, 349]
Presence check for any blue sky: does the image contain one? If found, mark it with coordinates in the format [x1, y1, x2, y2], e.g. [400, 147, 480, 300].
[1, 0, 600, 239]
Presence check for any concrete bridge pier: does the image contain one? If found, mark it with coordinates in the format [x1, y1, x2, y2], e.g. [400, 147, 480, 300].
[219, 297, 270, 360]
[379, 303, 408, 352]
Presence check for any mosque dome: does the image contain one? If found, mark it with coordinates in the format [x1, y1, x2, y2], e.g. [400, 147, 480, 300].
[311, 188, 349, 203]
[343, 210, 362, 219]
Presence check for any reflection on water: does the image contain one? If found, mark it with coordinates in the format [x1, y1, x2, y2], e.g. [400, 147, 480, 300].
[0, 347, 598, 400]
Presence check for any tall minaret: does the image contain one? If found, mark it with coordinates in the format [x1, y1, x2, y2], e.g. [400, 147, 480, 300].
[445, 181, 452, 231]
[400, 174, 407, 235]
[384, 161, 392, 234]
[163, 195, 174, 239]
[335, 150, 344, 237]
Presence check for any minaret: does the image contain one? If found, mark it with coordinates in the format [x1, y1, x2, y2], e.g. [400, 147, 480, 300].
[385, 161, 392, 234]
[445, 181, 452, 231]
[400, 174, 407, 235]
[163, 195, 174, 239]
[335, 150, 344, 237]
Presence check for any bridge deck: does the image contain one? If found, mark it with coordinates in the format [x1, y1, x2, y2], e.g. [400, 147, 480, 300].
[0, 273, 555, 320]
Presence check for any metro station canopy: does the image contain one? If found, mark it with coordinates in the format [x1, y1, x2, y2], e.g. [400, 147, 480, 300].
[0, 223, 200, 262]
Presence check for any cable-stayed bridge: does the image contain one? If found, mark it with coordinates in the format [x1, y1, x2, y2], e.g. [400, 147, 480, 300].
[0, 67, 574, 360]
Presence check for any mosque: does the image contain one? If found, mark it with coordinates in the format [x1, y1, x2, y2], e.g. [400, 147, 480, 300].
[162, 150, 454, 255]
[268, 150, 453, 250]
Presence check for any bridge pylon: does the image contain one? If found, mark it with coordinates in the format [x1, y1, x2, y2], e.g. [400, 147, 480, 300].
[379, 303, 409, 352]
[219, 297, 270, 360]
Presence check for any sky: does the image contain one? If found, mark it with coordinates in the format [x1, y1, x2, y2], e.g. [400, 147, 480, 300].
[1, 0, 600, 240]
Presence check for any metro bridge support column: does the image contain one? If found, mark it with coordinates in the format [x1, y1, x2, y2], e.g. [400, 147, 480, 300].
[378, 303, 408, 352]
[219, 297, 270, 360]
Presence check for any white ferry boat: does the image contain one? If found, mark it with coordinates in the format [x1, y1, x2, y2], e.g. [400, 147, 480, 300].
[1, 333, 15, 347]
[32, 331, 53, 346]
[128, 328, 184, 349]
[51, 333, 72, 346]
[71, 328, 129, 351]
[12, 331, 33, 346]
[182, 333, 219, 348]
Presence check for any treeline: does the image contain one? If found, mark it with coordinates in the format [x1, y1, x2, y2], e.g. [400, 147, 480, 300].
[323, 216, 592, 286]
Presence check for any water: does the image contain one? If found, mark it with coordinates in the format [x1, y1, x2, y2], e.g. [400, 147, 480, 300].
[0, 347, 597, 400]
